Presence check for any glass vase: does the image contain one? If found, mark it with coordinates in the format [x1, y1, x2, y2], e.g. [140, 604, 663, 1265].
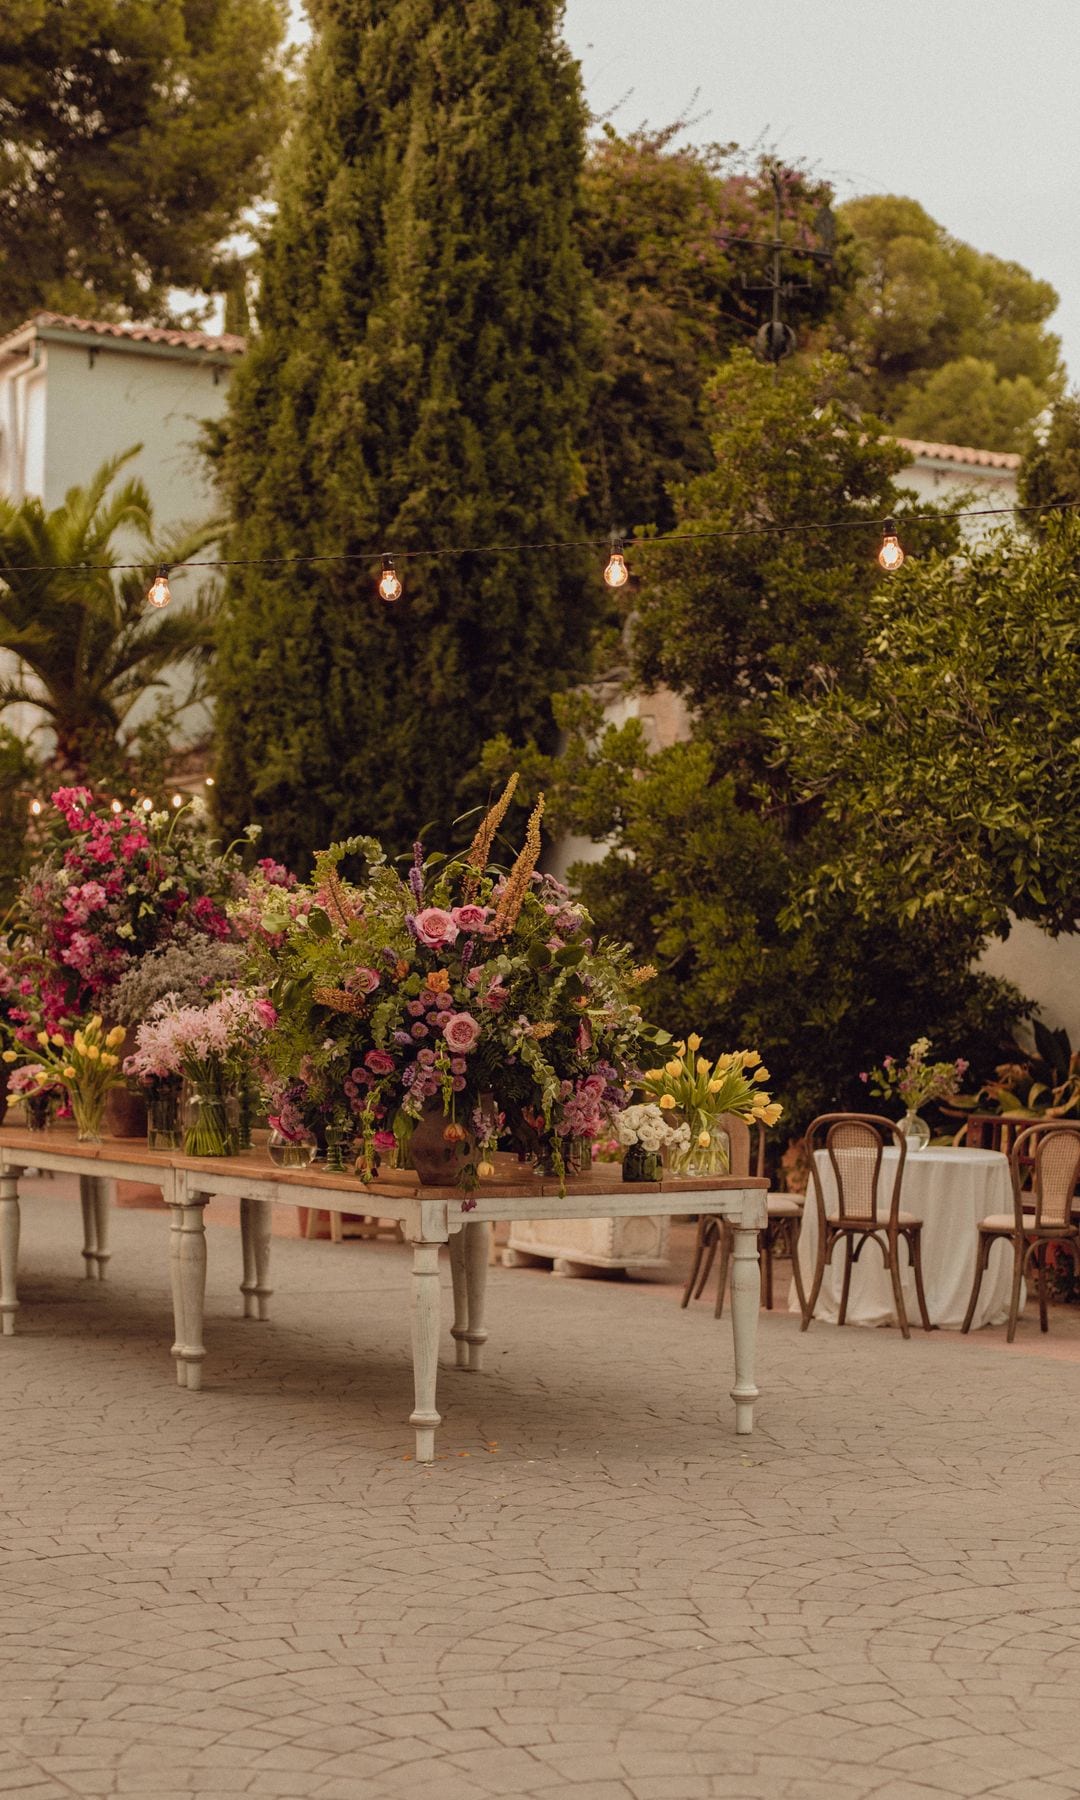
[268, 1126, 318, 1169]
[147, 1079, 182, 1152]
[184, 1087, 231, 1157]
[323, 1126, 350, 1174]
[900, 1110, 931, 1152]
[25, 1091, 52, 1132]
[622, 1143, 661, 1183]
[69, 1088, 106, 1143]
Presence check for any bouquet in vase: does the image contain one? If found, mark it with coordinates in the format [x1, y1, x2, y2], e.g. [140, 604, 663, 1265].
[127, 990, 275, 1156]
[641, 1037, 782, 1173]
[3, 1015, 125, 1140]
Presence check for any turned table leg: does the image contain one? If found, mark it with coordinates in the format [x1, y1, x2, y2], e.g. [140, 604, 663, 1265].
[92, 1178, 110, 1280]
[240, 1197, 273, 1321]
[410, 1240, 443, 1463]
[729, 1220, 761, 1435]
[169, 1195, 208, 1389]
[448, 1228, 469, 1367]
[463, 1220, 490, 1372]
[0, 1172, 19, 1336]
[79, 1174, 97, 1279]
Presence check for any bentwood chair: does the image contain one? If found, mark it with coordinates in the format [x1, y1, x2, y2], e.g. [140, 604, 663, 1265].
[680, 1120, 808, 1318]
[801, 1113, 931, 1338]
[962, 1124, 1080, 1342]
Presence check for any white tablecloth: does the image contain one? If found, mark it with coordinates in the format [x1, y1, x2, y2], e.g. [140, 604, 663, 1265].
[789, 1146, 1015, 1329]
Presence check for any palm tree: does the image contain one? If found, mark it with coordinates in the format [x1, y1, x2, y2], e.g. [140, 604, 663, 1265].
[0, 449, 221, 777]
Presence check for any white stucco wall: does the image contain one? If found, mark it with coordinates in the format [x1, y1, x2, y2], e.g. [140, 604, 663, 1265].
[979, 922, 1080, 1050]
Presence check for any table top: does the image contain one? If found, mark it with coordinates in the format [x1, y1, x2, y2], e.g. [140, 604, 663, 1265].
[0, 1125, 768, 1202]
[815, 1144, 1007, 1170]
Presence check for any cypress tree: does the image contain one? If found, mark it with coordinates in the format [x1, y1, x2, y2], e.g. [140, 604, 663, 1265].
[215, 0, 592, 864]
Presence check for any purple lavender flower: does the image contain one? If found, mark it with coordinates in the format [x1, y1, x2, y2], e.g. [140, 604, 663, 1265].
[408, 839, 425, 904]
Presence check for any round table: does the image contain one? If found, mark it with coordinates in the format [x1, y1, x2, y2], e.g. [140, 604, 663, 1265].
[789, 1145, 1015, 1329]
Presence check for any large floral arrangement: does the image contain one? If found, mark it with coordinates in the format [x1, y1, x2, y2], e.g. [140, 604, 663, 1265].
[5, 788, 265, 1038]
[245, 777, 666, 1186]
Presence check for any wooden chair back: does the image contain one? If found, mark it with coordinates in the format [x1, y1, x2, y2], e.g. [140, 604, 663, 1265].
[806, 1112, 907, 1228]
[717, 1112, 751, 1177]
[1011, 1124, 1080, 1231]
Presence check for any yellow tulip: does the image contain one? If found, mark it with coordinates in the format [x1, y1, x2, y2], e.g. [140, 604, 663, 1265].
[478, 1160, 495, 1178]
[664, 1058, 682, 1079]
[673, 1040, 686, 1054]
[73, 1032, 86, 1055]
[687, 1032, 702, 1052]
[50, 1032, 65, 1046]
[36, 1031, 49, 1048]
[1, 1050, 15, 1064]
[106, 1025, 126, 1048]
[763, 1102, 783, 1125]
[743, 1050, 761, 1068]
[89, 1015, 102, 1031]
[697, 1131, 710, 1148]
[696, 1057, 710, 1075]
[707, 1077, 724, 1094]
[86, 1045, 100, 1060]
[101, 1053, 119, 1069]
[643, 1069, 663, 1082]
[658, 1094, 676, 1111]
[753, 1066, 770, 1082]
[63, 1065, 76, 1079]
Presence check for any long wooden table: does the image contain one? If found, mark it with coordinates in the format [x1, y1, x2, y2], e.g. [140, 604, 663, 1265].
[0, 1127, 769, 1462]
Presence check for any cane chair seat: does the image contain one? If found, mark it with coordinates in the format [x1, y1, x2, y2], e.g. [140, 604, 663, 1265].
[978, 1212, 1039, 1234]
[824, 1209, 920, 1229]
[768, 1196, 803, 1219]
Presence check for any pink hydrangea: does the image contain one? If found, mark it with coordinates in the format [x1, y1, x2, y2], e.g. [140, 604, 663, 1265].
[442, 1012, 481, 1054]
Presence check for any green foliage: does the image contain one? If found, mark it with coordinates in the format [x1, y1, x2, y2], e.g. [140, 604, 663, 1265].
[580, 135, 850, 534]
[835, 194, 1063, 449]
[215, 0, 595, 869]
[0, 451, 221, 777]
[485, 354, 1023, 1130]
[0, 0, 289, 328]
[0, 726, 35, 912]
[1018, 391, 1080, 523]
[774, 521, 1080, 940]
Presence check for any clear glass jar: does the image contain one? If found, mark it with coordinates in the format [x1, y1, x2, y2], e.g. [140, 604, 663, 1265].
[25, 1090, 53, 1132]
[268, 1126, 317, 1169]
[323, 1125, 351, 1173]
[622, 1143, 661, 1182]
[184, 1087, 231, 1157]
[147, 1078, 182, 1152]
[69, 1088, 106, 1143]
[900, 1110, 931, 1152]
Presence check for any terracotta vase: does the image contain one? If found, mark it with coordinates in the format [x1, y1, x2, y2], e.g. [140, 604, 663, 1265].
[408, 1102, 474, 1186]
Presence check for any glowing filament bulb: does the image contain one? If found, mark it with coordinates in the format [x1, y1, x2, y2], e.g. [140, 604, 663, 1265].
[171, 793, 183, 809]
[604, 537, 629, 589]
[30, 798, 42, 816]
[110, 800, 122, 814]
[146, 565, 172, 608]
[378, 555, 402, 603]
[877, 519, 904, 572]
[141, 797, 153, 814]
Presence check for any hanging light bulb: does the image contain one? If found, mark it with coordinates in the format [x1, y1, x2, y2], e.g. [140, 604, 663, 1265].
[141, 797, 153, 814]
[204, 775, 215, 788]
[171, 793, 184, 809]
[146, 565, 172, 608]
[110, 799, 122, 815]
[604, 536, 629, 589]
[378, 555, 402, 603]
[29, 798, 42, 816]
[877, 518, 905, 572]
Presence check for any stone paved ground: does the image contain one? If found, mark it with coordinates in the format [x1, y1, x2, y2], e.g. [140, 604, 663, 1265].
[4, 1189, 1080, 1800]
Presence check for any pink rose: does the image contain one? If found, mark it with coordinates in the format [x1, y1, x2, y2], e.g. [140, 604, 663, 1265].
[365, 1049, 396, 1075]
[412, 907, 458, 949]
[373, 1130, 396, 1151]
[254, 999, 278, 1029]
[442, 1012, 482, 1054]
[451, 905, 490, 932]
[349, 966, 381, 995]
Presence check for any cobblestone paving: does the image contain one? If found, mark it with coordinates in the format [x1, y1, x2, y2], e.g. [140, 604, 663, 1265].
[3, 1189, 1080, 1800]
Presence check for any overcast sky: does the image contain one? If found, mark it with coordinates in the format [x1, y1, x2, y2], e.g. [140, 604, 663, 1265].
[288, 2, 1079, 379]
[563, 0, 1079, 378]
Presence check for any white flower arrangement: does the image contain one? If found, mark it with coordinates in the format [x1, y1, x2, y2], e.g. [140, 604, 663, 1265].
[614, 1101, 691, 1155]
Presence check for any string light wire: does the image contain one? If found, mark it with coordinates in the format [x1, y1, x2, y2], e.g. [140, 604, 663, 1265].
[0, 496, 1076, 582]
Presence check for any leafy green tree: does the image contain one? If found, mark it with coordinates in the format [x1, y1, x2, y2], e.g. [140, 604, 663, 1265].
[0, 451, 220, 778]
[1018, 391, 1080, 523]
[774, 520, 1080, 942]
[835, 194, 1062, 449]
[0, 726, 36, 912]
[0, 0, 288, 329]
[580, 133, 849, 534]
[215, 0, 594, 867]
[486, 355, 1018, 1127]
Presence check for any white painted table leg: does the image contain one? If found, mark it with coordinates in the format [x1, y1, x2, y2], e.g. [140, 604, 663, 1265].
[168, 1201, 187, 1385]
[729, 1221, 761, 1435]
[79, 1174, 97, 1279]
[240, 1196, 256, 1318]
[0, 1172, 19, 1336]
[170, 1197, 208, 1390]
[250, 1199, 272, 1320]
[463, 1220, 490, 1372]
[92, 1178, 110, 1280]
[410, 1241, 443, 1463]
[448, 1228, 469, 1367]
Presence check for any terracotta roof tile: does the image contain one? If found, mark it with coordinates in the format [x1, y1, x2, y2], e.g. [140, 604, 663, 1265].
[895, 436, 1021, 472]
[0, 311, 246, 357]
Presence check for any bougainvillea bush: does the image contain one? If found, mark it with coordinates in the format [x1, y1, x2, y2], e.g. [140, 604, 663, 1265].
[244, 777, 667, 1185]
